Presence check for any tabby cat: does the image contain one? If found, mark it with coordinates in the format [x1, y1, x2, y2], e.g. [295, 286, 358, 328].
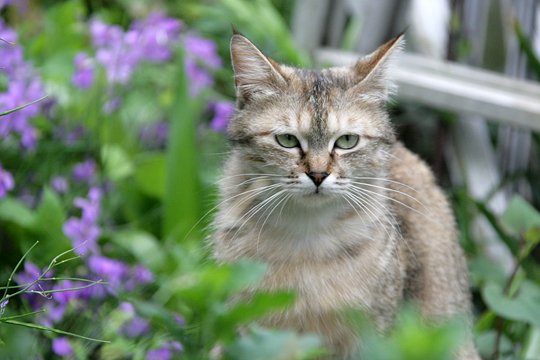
[211, 33, 479, 359]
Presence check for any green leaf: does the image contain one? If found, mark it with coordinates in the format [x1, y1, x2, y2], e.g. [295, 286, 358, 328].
[163, 49, 203, 241]
[227, 326, 324, 360]
[523, 327, 540, 360]
[501, 195, 540, 234]
[468, 256, 507, 287]
[33, 188, 71, 258]
[110, 229, 165, 271]
[482, 281, 540, 327]
[514, 20, 540, 77]
[101, 144, 134, 181]
[475, 330, 513, 359]
[168, 260, 267, 311]
[216, 291, 295, 339]
[0, 197, 35, 228]
[133, 153, 166, 198]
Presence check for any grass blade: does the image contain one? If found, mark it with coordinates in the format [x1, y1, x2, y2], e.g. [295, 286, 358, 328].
[0, 96, 48, 117]
[163, 48, 203, 241]
[2, 319, 109, 343]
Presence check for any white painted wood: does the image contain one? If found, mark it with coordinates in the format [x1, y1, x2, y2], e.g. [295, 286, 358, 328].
[291, 0, 330, 51]
[315, 48, 540, 131]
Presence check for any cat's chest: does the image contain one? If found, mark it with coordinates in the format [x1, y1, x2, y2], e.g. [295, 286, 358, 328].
[258, 248, 391, 313]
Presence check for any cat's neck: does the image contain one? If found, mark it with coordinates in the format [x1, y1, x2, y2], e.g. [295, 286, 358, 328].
[214, 185, 397, 264]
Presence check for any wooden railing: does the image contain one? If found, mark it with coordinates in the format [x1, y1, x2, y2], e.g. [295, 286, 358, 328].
[316, 48, 540, 131]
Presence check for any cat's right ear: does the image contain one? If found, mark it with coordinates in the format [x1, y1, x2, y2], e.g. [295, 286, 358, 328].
[230, 35, 287, 106]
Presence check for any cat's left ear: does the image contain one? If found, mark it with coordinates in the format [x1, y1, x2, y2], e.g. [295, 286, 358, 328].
[350, 32, 405, 102]
[230, 34, 287, 106]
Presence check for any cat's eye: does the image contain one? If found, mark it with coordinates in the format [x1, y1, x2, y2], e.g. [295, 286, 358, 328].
[334, 134, 359, 149]
[276, 134, 300, 148]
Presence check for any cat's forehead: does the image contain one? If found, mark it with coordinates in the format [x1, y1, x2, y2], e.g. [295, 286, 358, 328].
[290, 67, 354, 94]
[276, 68, 369, 137]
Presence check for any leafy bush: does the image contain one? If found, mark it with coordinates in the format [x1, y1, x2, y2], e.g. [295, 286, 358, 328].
[0, 1, 539, 359]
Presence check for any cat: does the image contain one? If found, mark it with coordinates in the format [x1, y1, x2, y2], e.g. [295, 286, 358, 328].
[211, 33, 480, 359]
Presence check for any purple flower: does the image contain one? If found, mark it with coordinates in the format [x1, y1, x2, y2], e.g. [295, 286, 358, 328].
[40, 302, 67, 327]
[0, 165, 14, 199]
[146, 341, 183, 360]
[122, 315, 151, 338]
[51, 176, 69, 193]
[0, 33, 22, 72]
[0, 20, 45, 150]
[210, 101, 234, 132]
[139, 121, 169, 149]
[103, 96, 121, 114]
[63, 217, 100, 256]
[132, 13, 182, 63]
[52, 280, 83, 305]
[0, 0, 29, 12]
[72, 159, 96, 183]
[0, 78, 44, 150]
[63, 187, 102, 255]
[96, 46, 137, 85]
[55, 124, 86, 145]
[146, 348, 172, 360]
[185, 58, 214, 97]
[52, 337, 73, 357]
[89, 19, 123, 48]
[174, 314, 185, 326]
[74, 187, 102, 223]
[125, 264, 154, 290]
[88, 255, 129, 292]
[184, 33, 221, 69]
[0, 299, 8, 314]
[14, 261, 50, 292]
[14, 261, 53, 310]
[119, 302, 135, 314]
[89, 14, 181, 86]
[134, 265, 153, 284]
[183, 33, 222, 97]
[72, 52, 94, 89]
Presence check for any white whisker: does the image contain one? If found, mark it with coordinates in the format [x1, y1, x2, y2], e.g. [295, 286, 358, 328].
[349, 181, 427, 210]
[349, 184, 431, 220]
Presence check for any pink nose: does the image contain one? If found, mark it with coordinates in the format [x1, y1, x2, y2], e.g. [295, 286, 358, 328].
[306, 172, 329, 187]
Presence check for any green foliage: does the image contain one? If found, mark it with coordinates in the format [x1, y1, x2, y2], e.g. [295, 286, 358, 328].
[227, 326, 324, 360]
[1, 1, 540, 359]
[163, 48, 203, 242]
[359, 307, 465, 360]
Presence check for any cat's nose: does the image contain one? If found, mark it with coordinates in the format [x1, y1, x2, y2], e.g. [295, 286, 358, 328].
[306, 171, 329, 187]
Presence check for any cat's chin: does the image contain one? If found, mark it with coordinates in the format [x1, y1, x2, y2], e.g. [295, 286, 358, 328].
[291, 189, 339, 207]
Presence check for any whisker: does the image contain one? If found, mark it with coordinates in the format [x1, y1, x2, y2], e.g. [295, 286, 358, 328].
[185, 183, 283, 240]
[220, 176, 275, 191]
[255, 192, 291, 254]
[349, 184, 431, 220]
[352, 189, 419, 264]
[349, 181, 426, 210]
[226, 189, 286, 244]
[214, 173, 284, 185]
[346, 191, 395, 242]
[348, 176, 419, 193]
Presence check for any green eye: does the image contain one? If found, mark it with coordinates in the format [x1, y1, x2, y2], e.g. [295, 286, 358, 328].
[335, 134, 359, 149]
[276, 134, 300, 148]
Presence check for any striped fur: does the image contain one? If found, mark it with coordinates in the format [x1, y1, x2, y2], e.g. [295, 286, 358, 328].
[211, 34, 479, 359]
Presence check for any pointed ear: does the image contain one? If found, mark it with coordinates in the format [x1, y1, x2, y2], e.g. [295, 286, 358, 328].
[230, 34, 287, 105]
[350, 32, 405, 102]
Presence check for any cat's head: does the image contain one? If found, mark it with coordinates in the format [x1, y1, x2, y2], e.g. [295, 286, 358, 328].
[227, 34, 403, 205]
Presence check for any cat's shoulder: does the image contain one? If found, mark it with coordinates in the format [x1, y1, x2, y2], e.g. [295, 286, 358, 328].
[389, 141, 436, 186]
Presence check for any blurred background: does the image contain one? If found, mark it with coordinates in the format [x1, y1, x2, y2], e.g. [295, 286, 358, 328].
[0, 0, 539, 359]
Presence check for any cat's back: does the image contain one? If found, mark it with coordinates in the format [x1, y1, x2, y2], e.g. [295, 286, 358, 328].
[388, 142, 471, 318]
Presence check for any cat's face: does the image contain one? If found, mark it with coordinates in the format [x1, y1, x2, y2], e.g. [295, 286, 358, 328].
[227, 34, 402, 205]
